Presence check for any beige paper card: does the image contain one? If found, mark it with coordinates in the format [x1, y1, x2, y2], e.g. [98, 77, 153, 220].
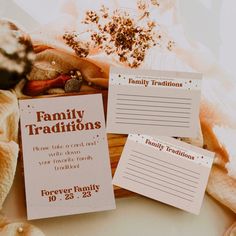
[107, 67, 202, 138]
[113, 134, 214, 215]
[19, 94, 115, 220]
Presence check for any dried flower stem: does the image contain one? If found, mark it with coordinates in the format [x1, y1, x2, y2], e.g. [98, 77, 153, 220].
[63, 1, 173, 68]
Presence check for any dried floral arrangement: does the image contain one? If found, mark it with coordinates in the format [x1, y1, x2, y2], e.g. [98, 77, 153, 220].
[63, 0, 174, 68]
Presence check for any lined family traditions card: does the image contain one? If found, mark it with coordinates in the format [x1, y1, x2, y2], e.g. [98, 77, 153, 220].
[113, 134, 214, 215]
[107, 67, 202, 138]
[19, 94, 115, 220]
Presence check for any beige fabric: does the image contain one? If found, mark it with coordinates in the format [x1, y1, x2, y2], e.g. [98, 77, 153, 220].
[0, 222, 45, 236]
[224, 222, 236, 236]
[0, 90, 19, 209]
[200, 85, 236, 222]
[0, 214, 8, 228]
[0, 141, 19, 209]
[207, 165, 236, 213]
[0, 90, 19, 143]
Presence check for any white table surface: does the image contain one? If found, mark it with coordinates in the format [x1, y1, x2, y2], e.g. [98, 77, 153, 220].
[3, 164, 235, 236]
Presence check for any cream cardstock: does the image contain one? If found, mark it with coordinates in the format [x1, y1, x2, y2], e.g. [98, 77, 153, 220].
[113, 134, 214, 215]
[107, 67, 202, 138]
[19, 94, 115, 220]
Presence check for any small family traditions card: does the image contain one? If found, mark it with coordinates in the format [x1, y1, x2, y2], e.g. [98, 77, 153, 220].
[19, 94, 115, 220]
[107, 67, 202, 138]
[113, 134, 214, 215]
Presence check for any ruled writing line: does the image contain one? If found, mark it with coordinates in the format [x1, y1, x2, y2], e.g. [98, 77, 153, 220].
[128, 160, 199, 184]
[127, 162, 198, 188]
[124, 172, 195, 197]
[123, 176, 193, 202]
[132, 150, 200, 175]
[117, 94, 192, 101]
[130, 154, 199, 179]
[117, 98, 191, 105]
[116, 113, 189, 119]
[116, 117, 190, 124]
[126, 168, 196, 193]
[116, 108, 191, 114]
[116, 103, 191, 110]
[115, 122, 190, 128]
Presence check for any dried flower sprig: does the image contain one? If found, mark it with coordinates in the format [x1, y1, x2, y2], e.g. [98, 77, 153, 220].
[63, 1, 173, 68]
[150, 0, 160, 7]
[63, 31, 90, 58]
[167, 40, 175, 51]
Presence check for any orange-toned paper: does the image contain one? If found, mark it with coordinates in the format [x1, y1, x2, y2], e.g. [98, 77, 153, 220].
[19, 94, 115, 220]
[113, 134, 214, 215]
[107, 67, 202, 138]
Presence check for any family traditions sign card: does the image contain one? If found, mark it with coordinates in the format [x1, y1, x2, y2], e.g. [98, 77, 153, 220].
[19, 94, 115, 220]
